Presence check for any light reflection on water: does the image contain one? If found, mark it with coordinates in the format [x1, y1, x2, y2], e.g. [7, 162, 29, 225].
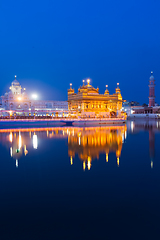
[0, 121, 158, 171]
[67, 125, 127, 169]
[0, 125, 127, 169]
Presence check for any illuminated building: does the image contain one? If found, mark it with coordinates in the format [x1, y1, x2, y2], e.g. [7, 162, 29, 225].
[129, 72, 160, 118]
[0, 76, 68, 116]
[1, 76, 30, 112]
[68, 80, 125, 118]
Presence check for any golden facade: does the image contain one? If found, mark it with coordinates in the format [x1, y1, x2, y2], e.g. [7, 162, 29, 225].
[68, 80, 124, 118]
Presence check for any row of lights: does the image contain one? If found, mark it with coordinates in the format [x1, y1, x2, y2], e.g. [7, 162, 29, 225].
[70, 79, 91, 87]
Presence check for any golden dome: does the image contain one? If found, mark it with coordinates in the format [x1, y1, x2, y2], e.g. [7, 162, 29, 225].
[78, 82, 99, 94]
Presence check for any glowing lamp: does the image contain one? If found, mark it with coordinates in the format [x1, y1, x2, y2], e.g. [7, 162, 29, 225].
[17, 97, 22, 101]
[32, 94, 38, 99]
[87, 79, 90, 85]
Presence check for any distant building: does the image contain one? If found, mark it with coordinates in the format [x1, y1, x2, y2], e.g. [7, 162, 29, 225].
[67, 79, 125, 118]
[0, 76, 68, 116]
[149, 71, 155, 107]
[122, 101, 140, 116]
[128, 72, 160, 118]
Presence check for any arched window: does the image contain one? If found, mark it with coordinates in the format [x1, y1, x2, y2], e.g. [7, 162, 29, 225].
[24, 103, 28, 109]
[10, 103, 14, 109]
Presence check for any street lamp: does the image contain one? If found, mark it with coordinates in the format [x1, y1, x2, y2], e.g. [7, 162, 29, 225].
[32, 94, 38, 99]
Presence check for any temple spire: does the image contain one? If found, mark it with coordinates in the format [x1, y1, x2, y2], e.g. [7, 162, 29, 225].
[104, 85, 109, 95]
[87, 79, 90, 86]
[116, 83, 121, 94]
[149, 71, 155, 107]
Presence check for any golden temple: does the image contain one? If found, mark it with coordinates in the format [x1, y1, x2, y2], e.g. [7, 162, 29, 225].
[68, 79, 125, 118]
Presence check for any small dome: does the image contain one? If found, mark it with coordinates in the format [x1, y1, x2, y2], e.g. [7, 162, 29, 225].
[149, 71, 154, 80]
[105, 89, 109, 95]
[104, 85, 109, 95]
[78, 82, 99, 94]
[149, 75, 154, 80]
[12, 79, 20, 86]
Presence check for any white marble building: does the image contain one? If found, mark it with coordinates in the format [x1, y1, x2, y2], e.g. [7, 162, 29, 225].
[0, 76, 68, 116]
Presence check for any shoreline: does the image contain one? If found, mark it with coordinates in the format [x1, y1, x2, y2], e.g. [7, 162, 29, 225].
[0, 118, 126, 128]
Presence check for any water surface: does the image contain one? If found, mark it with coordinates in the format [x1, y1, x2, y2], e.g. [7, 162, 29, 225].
[0, 121, 160, 239]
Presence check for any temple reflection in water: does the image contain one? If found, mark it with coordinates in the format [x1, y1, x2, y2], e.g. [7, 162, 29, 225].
[0, 126, 127, 169]
[0, 121, 158, 169]
[68, 126, 127, 170]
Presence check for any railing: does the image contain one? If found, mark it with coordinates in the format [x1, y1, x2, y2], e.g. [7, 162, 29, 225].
[0, 116, 126, 122]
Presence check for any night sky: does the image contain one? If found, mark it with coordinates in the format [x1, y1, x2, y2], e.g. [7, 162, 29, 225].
[0, 0, 160, 104]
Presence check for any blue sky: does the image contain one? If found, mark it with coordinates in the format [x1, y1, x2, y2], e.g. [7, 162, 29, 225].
[0, 0, 160, 103]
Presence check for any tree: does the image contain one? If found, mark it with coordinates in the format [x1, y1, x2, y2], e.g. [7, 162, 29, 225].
[142, 103, 148, 107]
